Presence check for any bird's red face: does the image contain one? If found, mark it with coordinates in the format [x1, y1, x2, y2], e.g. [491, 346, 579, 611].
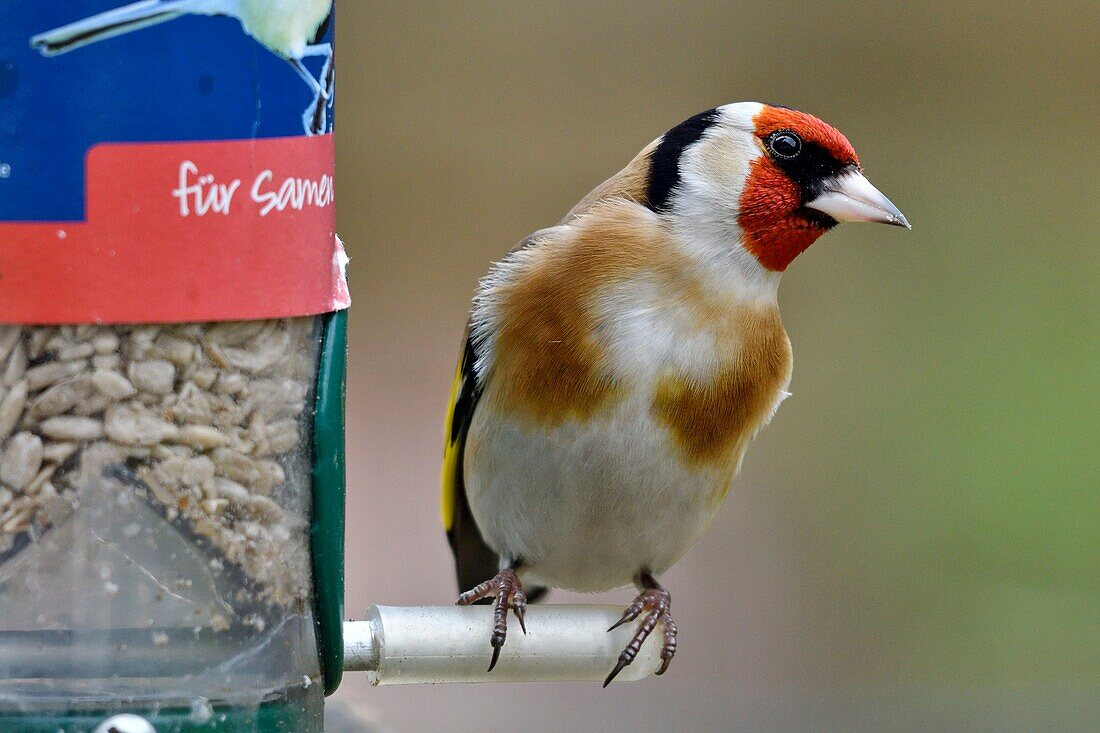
[738, 105, 905, 271]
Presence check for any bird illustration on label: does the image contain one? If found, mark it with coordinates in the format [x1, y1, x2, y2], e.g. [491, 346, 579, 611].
[30, 0, 334, 135]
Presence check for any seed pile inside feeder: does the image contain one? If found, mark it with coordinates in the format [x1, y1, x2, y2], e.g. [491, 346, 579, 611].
[0, 320, 318, 609]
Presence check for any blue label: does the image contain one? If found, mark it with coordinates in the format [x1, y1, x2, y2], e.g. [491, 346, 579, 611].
[0, 1, 335, 221]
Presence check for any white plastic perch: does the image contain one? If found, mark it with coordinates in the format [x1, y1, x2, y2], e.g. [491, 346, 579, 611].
[343, 605, 666, 684]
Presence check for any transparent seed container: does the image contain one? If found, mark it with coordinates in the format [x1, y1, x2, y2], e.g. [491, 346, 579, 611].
[0, 315, 347, 733]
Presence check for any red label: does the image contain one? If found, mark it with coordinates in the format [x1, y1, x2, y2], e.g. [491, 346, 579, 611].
[0, 135, 349, 324]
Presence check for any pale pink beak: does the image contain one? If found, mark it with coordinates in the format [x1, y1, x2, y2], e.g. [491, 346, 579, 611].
[806, 170, 910, 229]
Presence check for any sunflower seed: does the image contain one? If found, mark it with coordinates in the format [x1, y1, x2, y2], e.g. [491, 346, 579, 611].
[27, 376, 92, 419]
[91, 369, 137, 399]
[128, 360, 176, 395]
[38, 416, 105, 441]
[104, 404, 179, 446]
[0, 327, 21, 364]
[0, 381, 28, 441]
[3, 342, 27, 387]
[173, 425, 231, 450]
[0, 432, 44, 490]
[92, 331, 120, 355]
[25, 360, 87, 392]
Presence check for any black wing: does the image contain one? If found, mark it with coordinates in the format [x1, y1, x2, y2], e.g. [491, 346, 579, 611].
[441, 333, 501, 593]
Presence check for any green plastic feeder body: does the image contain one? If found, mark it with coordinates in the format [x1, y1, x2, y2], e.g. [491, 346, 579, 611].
[312, 309, 349, 695]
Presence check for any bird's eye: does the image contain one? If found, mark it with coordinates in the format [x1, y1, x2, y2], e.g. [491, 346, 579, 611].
[767, 131, 802, 160]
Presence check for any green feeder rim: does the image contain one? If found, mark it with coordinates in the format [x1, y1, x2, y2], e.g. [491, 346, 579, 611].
[311, 309, 347, 694]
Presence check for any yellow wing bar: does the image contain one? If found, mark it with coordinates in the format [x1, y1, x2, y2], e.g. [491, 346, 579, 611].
[440, 355, 465, 532]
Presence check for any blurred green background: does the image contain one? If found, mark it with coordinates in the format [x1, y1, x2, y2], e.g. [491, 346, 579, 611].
[333, 2, 1098, 730]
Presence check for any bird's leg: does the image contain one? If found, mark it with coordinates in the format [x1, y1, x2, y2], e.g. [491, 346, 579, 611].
[288, 57, 323, 97]
[310, 46, 334, 131]
[300, 43, 329, 58]
[604, 571, 677, 687]
[319, 48, 335, 103]
[298, 44, 334, 100]
[456, 564, 528, 672]
[291, 44, 334, 135]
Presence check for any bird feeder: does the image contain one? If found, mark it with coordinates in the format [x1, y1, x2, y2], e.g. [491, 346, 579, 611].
[0, 6, 665, 732]
[0, 5, 344, 731]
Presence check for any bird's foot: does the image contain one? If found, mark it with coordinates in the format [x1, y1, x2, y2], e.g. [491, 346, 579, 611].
[604, 582, 677, 687]
[456, 567, 528, 671]
[301, 49, 335, 135]
[303, 100, 327, 136]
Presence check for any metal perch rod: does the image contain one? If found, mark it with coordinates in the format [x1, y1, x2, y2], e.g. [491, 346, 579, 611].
[344, 605, 665, 684]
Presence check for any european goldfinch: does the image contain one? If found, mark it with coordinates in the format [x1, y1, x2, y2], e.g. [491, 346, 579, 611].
[442, 103, 909, 685]
[30, 0, 334, 134]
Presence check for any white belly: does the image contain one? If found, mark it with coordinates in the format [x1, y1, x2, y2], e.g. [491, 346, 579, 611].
[464, 392, 735, 592]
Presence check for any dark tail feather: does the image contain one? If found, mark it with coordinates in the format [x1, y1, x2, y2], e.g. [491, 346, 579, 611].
[449, 490, 547, 603]
[30, 1, 186, 57]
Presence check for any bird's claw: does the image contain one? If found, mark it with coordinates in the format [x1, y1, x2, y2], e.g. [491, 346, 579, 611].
[604, 586, 676, 687]
[655, 612, 677, 675]
[607, 595, 646, 631]
[456, 567, 528, 671]
[488, 634, 504, 672]
[513, 594, 528, 635]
